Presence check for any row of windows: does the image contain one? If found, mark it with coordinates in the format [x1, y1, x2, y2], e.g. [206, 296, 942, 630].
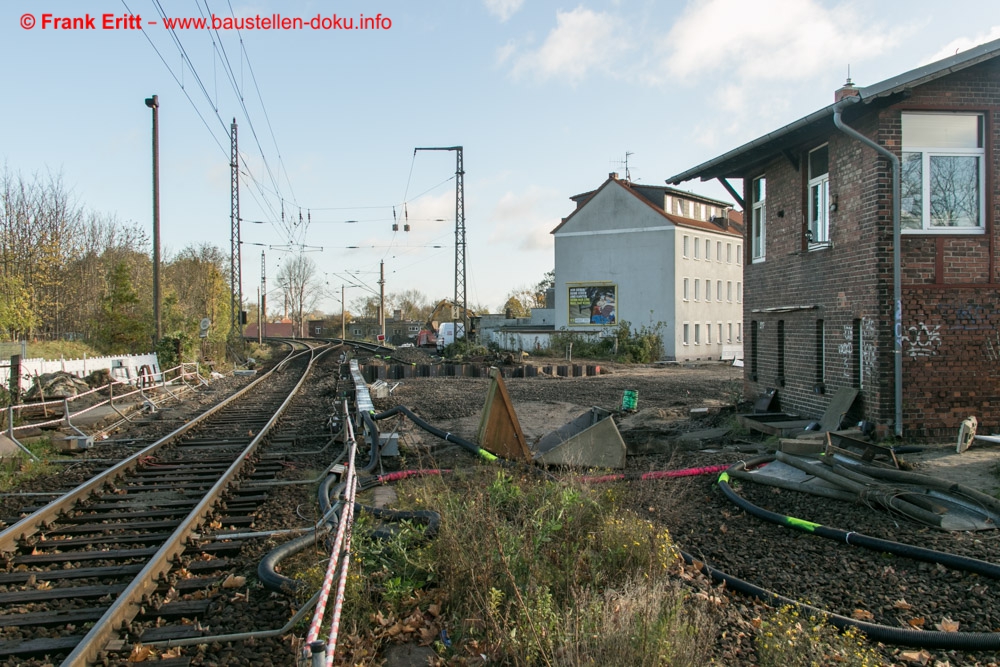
[750, 112, 985, 264]
[682, 278, 741, 302]
[682, 322, 742, 345]
[666, 196, 726, 222]
[682, 236, 742, 263]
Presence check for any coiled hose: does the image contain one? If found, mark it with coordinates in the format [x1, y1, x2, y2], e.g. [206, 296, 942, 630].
[259, 468, 443, 593]
[709, 457, 1000, 650]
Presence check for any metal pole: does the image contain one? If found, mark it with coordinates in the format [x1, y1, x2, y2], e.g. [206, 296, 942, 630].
[260, 250, 266, 340]
[230, 119, 242, 341]
[379, 260, 386, 340]
[144, 95, 161, 343]
[341, 285, 346, 340]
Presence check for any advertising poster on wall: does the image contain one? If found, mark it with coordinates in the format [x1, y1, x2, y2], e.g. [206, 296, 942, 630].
[568, 283, 617, 326]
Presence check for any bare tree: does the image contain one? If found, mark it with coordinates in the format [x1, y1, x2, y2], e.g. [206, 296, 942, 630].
[276, 254, 321, 337]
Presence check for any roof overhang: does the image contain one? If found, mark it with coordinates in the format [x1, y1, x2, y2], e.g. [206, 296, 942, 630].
[667, 37, 1000, 185]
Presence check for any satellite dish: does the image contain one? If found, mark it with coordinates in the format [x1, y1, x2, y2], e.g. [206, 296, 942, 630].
[199, 318, 211, 338]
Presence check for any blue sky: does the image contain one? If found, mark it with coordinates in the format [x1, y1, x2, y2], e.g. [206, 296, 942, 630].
[3, 0, 998, 315]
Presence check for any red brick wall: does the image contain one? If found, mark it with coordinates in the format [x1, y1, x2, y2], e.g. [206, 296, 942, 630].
[744, 58, 1000, 440]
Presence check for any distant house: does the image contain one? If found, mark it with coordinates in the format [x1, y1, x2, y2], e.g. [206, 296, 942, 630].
[552, 174, 744, 362]
[668, 38, 1000, 440]
[244, 319, 300, 339]
[343, 310, 423, 345]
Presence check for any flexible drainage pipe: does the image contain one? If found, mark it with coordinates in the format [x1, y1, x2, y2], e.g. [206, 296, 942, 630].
[372, 405, 498, 461]
[720, 459, 1000, 579]
[680, 549, 1000, 650]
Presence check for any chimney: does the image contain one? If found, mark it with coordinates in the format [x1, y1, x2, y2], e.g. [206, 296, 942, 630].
[393, 309, 402, 321]
[609, 172, 618, 180]
[835, 76, 859, 102]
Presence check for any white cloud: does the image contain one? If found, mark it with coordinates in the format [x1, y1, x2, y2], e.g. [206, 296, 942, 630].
[923, 26, 1000, 64]
[484, 0, 525, 22]
[484, 186, 559, 251]
[653, 0, 903, 84]
[495, 40, 517, 66]
[509, 7, 629, 83]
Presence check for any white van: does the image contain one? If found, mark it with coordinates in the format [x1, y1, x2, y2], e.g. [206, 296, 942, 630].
[436, 322, 465, 351]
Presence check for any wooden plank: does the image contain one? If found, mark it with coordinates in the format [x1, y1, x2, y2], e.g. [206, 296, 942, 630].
[0, 583, 127, 604]
[475, 368, 532, 462]
[0, 564, 142, 584]
[0, 634, 83, 657]
[0, 607, 107, 628]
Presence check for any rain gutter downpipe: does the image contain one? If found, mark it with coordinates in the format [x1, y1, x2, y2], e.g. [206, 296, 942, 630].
[833, 94, 903, 437]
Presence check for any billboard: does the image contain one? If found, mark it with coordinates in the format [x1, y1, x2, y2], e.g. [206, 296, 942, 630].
[567, 283, 617, 326]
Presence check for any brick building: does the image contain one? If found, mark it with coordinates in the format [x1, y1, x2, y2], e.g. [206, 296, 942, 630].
[668, 39, 1000, 440]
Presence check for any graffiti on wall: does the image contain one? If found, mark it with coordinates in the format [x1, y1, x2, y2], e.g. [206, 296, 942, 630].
[839, 324, 853, 378]
[861, 317, 877, 383]
[903, 322, 942, 358]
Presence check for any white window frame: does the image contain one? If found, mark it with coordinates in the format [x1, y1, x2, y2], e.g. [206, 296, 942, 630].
[727, 281, 733, 302]
[751, 177, 766, 262]
[683, 323, 689, 345]
[683, 235, 689, 257]
[808, 144, 831, 248]
[716, 281, 722, 301]
[901, 112, 985, 234]
[706, 279, 711, 301]
[737, 244, 742, 265]
[706, 322, 712, 344]
[694, 237, 700, 259]
[683, 278, 689, 301]
[705, 239, 711, 259]
[726, 243, 732, 263]
[716, 241, 722, 261]
[737, 282, 742, 303]
[694, 279, 700, 301]
[694, 323, 701, 345]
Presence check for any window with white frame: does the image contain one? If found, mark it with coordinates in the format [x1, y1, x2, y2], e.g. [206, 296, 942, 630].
[718, 323, 722, 344]
[808, 144, 830, 245]
[727, 281, 732, 301]
[694, 238, 700, 259]
[706, 323, 712, 344]
[683, 235, 689, 257]
[751, 177, 765, 261]
[706, 279, 711, 301]
[683, 323, 689, 345]
[694, 323, 701, 345]
[705, 239, 711, 259]
[716, 281, 722, 301]
[694, 279, 700, 301]
[683, 278, 689, 300]
[737, 323, 742, 342]
[901, 112, 985, 232]
[737, 244, 742, 264]
[727, 322, 733, 343]
[737, 282, 742, 303]
[726, 243, 732, 263]
[717, 241, 722, 261]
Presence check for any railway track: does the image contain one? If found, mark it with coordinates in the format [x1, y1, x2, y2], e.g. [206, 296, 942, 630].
[0, 340, 338, 666]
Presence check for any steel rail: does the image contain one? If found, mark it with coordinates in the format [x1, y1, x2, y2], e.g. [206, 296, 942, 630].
[61, 342, 335, 666]
[0, 343, 307, 553]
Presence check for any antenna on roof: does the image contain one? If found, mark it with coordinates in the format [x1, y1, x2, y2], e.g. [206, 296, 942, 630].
[609, 151, 635, 182]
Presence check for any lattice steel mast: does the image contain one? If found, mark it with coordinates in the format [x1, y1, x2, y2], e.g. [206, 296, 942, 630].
[414, 146, 465, 333]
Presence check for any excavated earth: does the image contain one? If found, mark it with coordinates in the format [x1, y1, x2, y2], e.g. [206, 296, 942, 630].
[6, 349, 1000, 666]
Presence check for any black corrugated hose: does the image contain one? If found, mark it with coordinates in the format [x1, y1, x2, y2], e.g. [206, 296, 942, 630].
[707, 456, 1000, 649]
